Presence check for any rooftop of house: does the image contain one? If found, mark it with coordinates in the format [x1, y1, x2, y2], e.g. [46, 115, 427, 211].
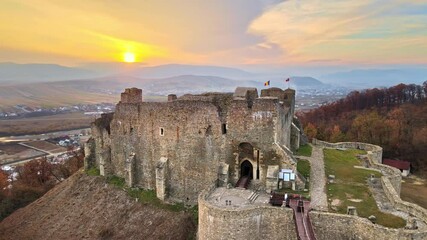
[383, 159, 411, 170]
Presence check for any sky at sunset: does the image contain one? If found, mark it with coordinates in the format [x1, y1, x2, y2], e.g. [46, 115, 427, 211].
[1, 0, 427, 68]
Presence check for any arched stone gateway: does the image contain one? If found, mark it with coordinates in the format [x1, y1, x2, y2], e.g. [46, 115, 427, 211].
[240, 160, 253, 180]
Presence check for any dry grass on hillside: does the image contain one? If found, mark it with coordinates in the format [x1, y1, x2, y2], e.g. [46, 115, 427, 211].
[0, 171, 196, 240]
[401, 176, 427, 210]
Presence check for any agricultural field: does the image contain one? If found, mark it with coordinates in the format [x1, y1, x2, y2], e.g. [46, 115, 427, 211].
[0, 112, 93, 137]
[23, 140, 67, 154]
[0, 143, 46, 165]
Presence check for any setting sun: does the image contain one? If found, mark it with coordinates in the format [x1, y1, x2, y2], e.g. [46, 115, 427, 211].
[123, 52, 135, 63]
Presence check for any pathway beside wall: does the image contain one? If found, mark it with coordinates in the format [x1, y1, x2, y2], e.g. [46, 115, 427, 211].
[298, 145, 328, 211]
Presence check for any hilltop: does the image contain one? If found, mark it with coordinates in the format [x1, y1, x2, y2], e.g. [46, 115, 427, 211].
[0, 171, 196, 240]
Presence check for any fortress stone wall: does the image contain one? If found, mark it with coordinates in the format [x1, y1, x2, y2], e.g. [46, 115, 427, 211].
[86, 87, 301, 204]
[310, 212, 427, 240]
[197, 139, 427, 240]
[312, 139, 427, 230]
[198, 188, 298, 240]
[312, 139, 401, 194]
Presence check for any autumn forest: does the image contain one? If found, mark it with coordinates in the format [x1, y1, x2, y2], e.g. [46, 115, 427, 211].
[299, 81, 427, 173]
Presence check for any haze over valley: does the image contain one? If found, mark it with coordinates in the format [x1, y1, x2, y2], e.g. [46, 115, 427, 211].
[1, 62, 425, 114]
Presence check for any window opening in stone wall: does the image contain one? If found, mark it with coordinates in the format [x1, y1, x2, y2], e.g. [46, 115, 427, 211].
[160, 127, 164, 136]
[205, 125, 212, 136]
[221, 124, 227, 134]
[130, 127, 134, 133]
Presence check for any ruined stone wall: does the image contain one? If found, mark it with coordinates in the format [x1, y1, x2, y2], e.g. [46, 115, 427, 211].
[83, 137, 96, 170]
[312, 139, 427, 225]
[88, 87, 298, 203]
[197, 191, 427, 240]
[312, 139, 401, 192]
[290, 122, 300, 151]
[283, 89, 295, 118]
[226, 97, 292, 184]
[87, 113, 113, 176]
[310, 211, 427, 240]
[120, 87, 142, 103]
[198, 189, 298, 240]
[382, 177, 427, 224]
[109, 101, 227, 203]
[260, 88, 286, 101]
[274, 102, 291, 149]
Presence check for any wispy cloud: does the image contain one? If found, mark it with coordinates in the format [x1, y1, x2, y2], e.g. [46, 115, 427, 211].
[249, 0, 427, 64]
[1, 0, 426, 66]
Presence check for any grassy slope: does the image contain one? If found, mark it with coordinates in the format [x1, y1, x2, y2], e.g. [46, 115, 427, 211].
[297, 159, 310, 179]
[401, 177, 427, 209]
[295, 144, 312, 157]
[324, 148, 406, 228]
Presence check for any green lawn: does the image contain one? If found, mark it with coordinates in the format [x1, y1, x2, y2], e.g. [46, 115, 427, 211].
[324, 148, 406, 228]
[295, 144, 312, 157]
[297, 159, 311, 180]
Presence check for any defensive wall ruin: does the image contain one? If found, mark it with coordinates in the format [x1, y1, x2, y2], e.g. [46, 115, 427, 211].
[85, 86, 427, 239]
[312, 139, 427, 222]
[198, 187, 297, 240]
[197, 139, 427, 239]
[309, 212, 427, 240]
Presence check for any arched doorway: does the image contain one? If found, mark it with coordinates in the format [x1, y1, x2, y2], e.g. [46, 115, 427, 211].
[240, 160, 253, 180]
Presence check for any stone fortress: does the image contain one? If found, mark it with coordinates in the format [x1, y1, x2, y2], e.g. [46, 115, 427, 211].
[85, 86, 301, 204]
[85, 87, 427, 240]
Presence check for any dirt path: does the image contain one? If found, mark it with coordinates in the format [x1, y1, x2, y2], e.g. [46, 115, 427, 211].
[298, 145, 328, 211]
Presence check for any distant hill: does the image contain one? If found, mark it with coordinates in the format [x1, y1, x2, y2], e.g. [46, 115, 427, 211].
[320, 68, 427, 88]
[0, 74, 331, 111]
[139, 75, 260, 95]
[0, 63, 98, 84]
[131, 64, 256, 79]
[0, 81, 119, 111]
[289, 76, 329, 88]
[0, 74, 252, 110]
[0, 172, 196, 240]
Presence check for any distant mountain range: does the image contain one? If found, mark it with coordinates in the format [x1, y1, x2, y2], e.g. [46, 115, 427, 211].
[1, 62, 426, 110]
[129, 64, 256, 79]
[0, 73, 333, 111]
[1, 62, 425, 89]
[0, 63, 97, 84]
[320, 68, 427, 88]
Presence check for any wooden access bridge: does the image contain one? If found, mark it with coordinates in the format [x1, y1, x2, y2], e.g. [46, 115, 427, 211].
[270, 192, 317, 240]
